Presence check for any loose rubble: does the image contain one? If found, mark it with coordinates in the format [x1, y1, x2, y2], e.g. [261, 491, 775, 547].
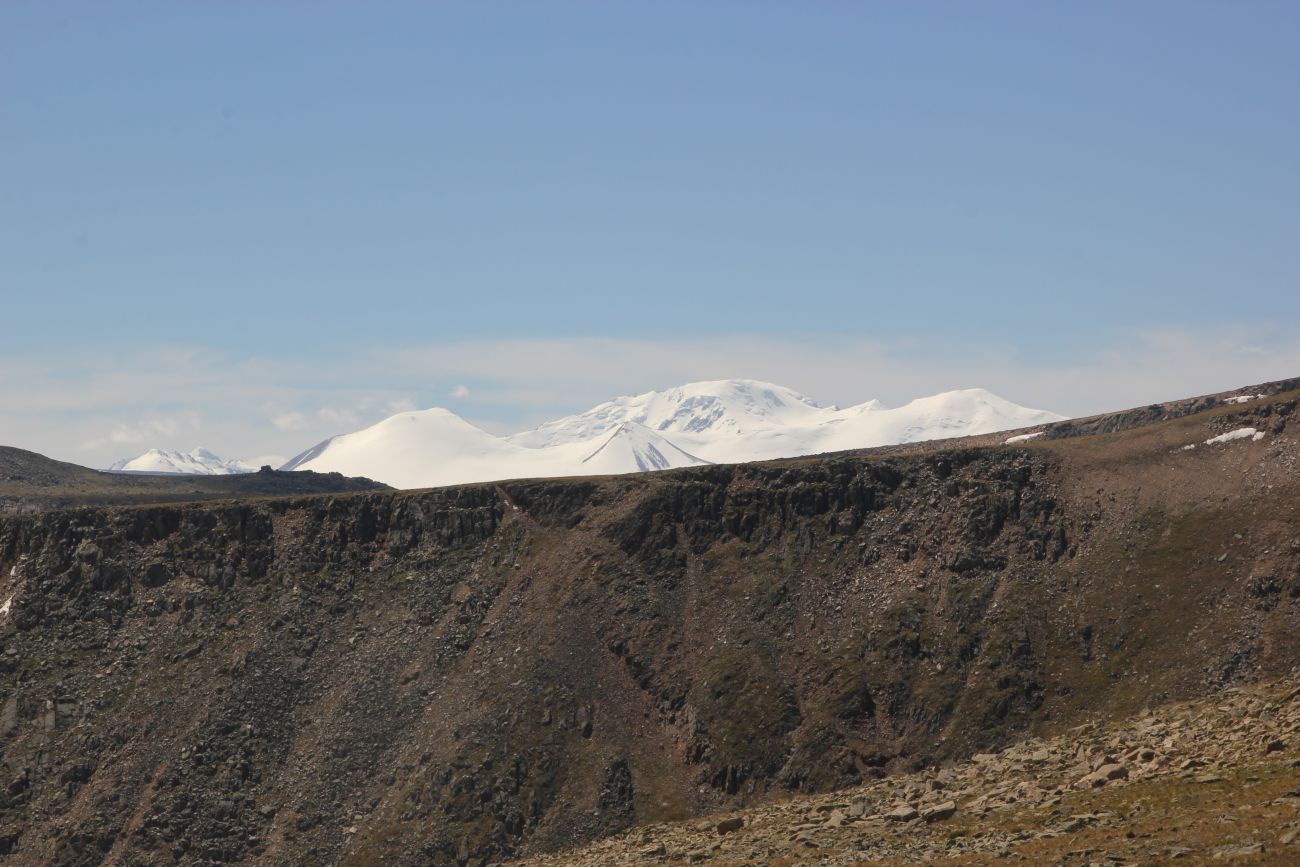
[506, 677, 1300, 865]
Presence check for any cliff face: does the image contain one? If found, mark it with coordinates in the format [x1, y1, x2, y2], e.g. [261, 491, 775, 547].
[0, 395, 1298, 865]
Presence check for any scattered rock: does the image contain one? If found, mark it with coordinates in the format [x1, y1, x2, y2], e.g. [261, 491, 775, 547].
[1090, 753, 1118, 771]
[1213, 841, 1264, 858]
[715, 817, 743, 835]
[921, 800, 957, 822]
[1075, 773, 1101, 789]
[1097, 763, 1128, 781]
[885, 804, 919, 822]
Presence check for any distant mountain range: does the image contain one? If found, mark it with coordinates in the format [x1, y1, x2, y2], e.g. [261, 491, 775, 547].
[282, 380, 1066, 487]
[109, 380, 1065, 489]
[108, 447, 287, 476]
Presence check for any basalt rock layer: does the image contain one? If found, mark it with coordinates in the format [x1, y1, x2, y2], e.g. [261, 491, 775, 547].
[0, 391, 1297, 865]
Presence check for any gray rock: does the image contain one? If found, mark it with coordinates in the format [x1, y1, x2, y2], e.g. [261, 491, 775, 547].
[885, 804, 919, 822]
[921, 800, 957, 822]
[1, 694, 17, 736]
[1213, 842, 1264, 858]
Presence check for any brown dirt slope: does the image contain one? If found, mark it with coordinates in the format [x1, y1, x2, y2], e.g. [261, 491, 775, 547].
[0, 388, 1297, 865]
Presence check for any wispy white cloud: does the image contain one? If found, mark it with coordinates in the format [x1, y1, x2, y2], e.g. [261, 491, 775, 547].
[387, 398, 418, 414]
[79, 413, 202, 452]
[317, 407, 358, 426]
[3, 327, 1298, 470]
[271, 412, 308, 431]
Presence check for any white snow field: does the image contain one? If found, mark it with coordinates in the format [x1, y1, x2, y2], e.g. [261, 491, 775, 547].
[281, 379, 1066, 489]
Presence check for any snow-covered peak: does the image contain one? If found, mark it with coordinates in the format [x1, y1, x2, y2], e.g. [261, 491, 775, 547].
[875, 388, 1066, 443]
[280, 407, 508, 476]
[510, 379, 826, 448]
[109, 447, 253, 476]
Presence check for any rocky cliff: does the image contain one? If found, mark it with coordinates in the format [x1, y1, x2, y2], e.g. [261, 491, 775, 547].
[0, 391, 1297, 865]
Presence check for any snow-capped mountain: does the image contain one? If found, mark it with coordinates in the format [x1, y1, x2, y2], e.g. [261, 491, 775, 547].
[283, 380, 1066, 489]
[108, 448, 286, 476]
[506, 379, 1059, 465]
[277, 411, 714, 488]
[508, 380, 830, 448]
[280, 408, 535, 487]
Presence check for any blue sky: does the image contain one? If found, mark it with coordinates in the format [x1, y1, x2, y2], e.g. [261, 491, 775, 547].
[2, 2, 1298, 465]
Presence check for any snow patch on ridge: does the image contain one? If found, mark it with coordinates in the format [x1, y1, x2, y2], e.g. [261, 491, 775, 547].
[1204, 428, 1265, 445]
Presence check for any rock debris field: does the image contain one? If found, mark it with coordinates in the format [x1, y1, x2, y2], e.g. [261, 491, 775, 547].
[507, 677, 1300, 865]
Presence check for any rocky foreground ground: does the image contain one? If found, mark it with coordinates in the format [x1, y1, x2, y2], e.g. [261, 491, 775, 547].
[507, 676, 1300, 865]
